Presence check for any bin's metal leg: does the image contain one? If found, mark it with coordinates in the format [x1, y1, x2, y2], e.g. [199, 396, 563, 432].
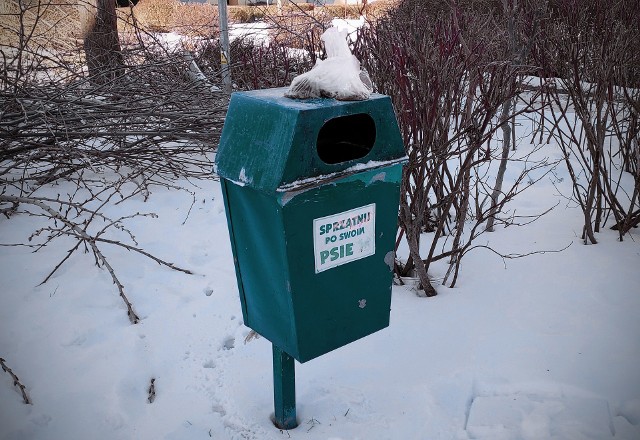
[272, 344, 298, 430]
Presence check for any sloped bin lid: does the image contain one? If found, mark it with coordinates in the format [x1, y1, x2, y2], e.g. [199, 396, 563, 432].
[215, 87, 405, 193]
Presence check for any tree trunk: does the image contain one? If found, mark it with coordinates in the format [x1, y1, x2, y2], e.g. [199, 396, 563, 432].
[81, 0, 123, 85]
[400, 198, 437, 297]
[486, 98, 513, 232]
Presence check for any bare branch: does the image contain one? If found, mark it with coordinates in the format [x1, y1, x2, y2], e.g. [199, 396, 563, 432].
[0, 357, 32, 405]
[1, 194, 141, 324]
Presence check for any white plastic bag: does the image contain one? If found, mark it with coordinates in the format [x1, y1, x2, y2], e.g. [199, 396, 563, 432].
[285, 27, 372, 101]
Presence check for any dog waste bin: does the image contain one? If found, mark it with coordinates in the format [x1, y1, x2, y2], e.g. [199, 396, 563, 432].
[216, 87, 405, 364]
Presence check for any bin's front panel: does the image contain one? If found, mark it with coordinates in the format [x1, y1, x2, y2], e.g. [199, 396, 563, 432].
[279, 164, 402, 362]
[222, 181, 300, 357]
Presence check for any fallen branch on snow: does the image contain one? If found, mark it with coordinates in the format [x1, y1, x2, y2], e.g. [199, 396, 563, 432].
[0, 357, 32, 405]
[147, 378, 156, 403]
[0, 194, 193, 325]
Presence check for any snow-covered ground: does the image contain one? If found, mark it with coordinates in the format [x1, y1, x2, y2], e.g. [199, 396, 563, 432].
[229, 22, 272, 45]
[1, 116, 639, 440]
[230, 18, 365, 46]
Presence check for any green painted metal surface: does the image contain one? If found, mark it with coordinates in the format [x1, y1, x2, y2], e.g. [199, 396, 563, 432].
[272, 345, 297, 430]
[217, 87, 405, 363]
[216, 87, 405, 193]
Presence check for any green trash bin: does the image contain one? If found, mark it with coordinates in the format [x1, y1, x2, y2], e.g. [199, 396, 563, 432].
[216, 87, 405, 363]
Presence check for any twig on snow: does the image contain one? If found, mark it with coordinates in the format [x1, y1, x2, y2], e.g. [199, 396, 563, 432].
[147, 378, 156, 403]
[0, 194, 144, 323]
[0, 357, 32, 405]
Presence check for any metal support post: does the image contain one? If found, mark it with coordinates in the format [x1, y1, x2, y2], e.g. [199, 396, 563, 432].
[272, 344, 297, 430]
[218, 0, 231, 93]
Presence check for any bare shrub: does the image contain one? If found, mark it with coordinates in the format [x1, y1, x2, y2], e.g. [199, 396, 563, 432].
[324, 4, 367, 19]
[1, 0, 82, 91]
[536, 0, 640, 242]
[264, 5, 330, 54]
[229, 5, 271, 23]
[355, 0, 553, 293]
[171, 3, 219, 38]
[229, 37, 314, 90]
[1, 0, 227, 323]
[0, 0, 80, 47]
[132, 0, 177, 33]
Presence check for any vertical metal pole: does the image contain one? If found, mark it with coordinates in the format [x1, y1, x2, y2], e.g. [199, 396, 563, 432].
[272, 344, 297, 430]
[218, 0, 231, 93]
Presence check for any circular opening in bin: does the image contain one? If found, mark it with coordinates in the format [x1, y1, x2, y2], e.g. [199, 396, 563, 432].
[316, 113, 376, 164]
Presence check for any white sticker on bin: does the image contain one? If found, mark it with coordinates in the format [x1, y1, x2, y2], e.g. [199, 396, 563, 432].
[313, 204, 376, 273]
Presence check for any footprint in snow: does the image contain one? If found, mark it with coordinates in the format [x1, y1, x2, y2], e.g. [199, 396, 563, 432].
[222, 336, 235, 350]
